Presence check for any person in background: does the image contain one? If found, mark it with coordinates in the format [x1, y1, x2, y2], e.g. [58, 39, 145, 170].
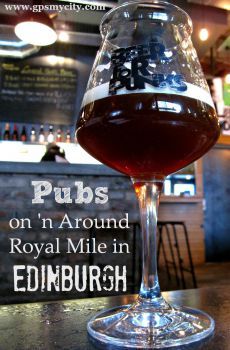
[41, 143, 68, 163]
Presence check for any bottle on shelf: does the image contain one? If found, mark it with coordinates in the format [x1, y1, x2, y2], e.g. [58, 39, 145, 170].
[56, 129, 62, 143]
[30, 127, 36, 143]
[12, 124, 19, 141]
[223, 120, 230, 135]
[39, 125, 45, 143]
[3, 123, 10, 141]
[66, 130, 71, 143]
[20, 126, 27, 142]
[47, 125, 54, 143]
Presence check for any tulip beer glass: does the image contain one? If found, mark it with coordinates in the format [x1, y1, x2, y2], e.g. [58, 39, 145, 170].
[76, 1, 220, 348]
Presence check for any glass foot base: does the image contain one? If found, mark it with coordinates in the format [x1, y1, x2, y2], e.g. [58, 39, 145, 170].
[87, 300, 214, 348]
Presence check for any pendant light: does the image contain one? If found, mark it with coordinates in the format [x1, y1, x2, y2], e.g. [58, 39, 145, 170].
[199, 0, 209, 41]
[15, 9, 57, 46]
[199, 28, 209, 41]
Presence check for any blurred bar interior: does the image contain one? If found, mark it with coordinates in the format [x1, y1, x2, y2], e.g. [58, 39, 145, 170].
[0, 0, 229, 304]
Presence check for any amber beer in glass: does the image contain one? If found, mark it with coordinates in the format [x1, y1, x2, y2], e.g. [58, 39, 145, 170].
[76, 1, 220, 348]
[78, 93, 218, 178]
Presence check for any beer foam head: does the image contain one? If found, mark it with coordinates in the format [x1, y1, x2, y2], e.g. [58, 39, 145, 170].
[82, 83, 110, 107]
[82, 82, 215, 109]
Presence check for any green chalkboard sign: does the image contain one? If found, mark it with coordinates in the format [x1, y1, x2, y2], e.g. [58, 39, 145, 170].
[0, 59, 78, 125]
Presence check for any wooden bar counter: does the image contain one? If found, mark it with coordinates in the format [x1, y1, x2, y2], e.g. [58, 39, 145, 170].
[0, 287, 229, 350]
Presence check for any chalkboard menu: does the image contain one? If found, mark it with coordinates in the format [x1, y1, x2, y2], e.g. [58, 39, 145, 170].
[0, 59, 78, 125]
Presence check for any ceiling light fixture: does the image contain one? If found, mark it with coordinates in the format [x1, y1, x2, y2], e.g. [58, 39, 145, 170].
[199, 0, 209, 42]
[199, 27, 209, 41]
[58, 31, 70, 42]
[15, 11, 57, 46]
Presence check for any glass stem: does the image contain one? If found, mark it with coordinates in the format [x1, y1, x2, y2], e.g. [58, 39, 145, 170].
[132, 179, 164, 302]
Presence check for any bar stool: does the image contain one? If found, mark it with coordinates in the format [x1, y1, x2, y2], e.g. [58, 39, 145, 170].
[127, 221, 197, 290]
[157, 221, 197, 289]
